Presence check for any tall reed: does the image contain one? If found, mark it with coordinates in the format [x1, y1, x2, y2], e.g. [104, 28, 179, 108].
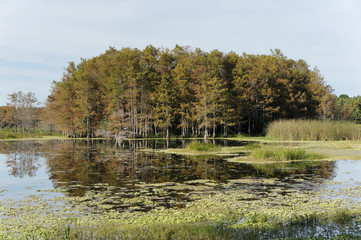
[266, 119, 361, 141]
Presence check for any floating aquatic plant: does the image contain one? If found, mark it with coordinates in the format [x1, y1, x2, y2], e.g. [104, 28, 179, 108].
[1, 184, 361, 239]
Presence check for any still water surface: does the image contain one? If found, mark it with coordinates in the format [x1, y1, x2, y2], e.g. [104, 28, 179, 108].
[0, 139, 360, 211]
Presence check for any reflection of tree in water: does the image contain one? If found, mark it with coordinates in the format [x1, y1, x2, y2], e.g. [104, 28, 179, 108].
[0, 141, 42, 178]
[0, 139, 337, 191]
[47, 140, 225, 189]
[47, 140, 152, 196]
[249, 161, 336, 180]
[45, 140, 337, 197]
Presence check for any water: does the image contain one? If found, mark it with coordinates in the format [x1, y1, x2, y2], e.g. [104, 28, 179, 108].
[0, 139, 360, 211]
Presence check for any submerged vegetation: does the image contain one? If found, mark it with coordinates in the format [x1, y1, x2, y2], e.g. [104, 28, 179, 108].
[251, 146, 325, 162]
[267, 119, 361, 141]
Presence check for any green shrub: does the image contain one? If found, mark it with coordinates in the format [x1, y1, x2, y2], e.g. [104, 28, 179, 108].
[186, 142, 221, 152]
[266, 119, 361, 141]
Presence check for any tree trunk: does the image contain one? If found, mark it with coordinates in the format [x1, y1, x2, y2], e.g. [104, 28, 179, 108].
[204, 126, 208, 140]
[223, 124, 228, 137]
[181, 116, 186, 138]
[248, 112, 251, 135]
[86, 117, 90, 139]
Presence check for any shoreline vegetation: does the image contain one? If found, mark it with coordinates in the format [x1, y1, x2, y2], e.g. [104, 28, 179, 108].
[2, 120, 361, 162]
[1, 118, 361, 141]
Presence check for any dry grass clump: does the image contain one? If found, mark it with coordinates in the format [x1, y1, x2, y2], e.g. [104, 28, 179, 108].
[266, 120, 361, 141]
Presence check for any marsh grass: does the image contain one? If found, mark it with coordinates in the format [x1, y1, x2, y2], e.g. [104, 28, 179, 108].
[243, 142, 262, 150]
[267, 119, 361, 141]
[61, 223, 238, 240]
[251, 146, 324, 162]
[331, 208, 356, 225]
[186, 141, 221, 152]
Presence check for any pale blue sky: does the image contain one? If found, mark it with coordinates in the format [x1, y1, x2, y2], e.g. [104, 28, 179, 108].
[1, 0, 361, 105]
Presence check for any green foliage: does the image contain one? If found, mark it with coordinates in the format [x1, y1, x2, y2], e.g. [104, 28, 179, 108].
[251, 146, 324, 161]
[186, 141, 221, 151]
[267, 119, 361, 141]
[336, 95, 361, 124]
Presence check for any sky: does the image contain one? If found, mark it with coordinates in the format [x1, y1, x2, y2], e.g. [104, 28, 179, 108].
[1, 0, 361, 106]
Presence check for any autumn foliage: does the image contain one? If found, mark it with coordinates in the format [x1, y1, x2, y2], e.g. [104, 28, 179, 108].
[46, 46, 336, 138]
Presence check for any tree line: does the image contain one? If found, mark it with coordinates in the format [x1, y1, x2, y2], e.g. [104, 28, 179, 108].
[336, 94, 361, 123]
[0, 91, 41, 133]
[1, 45, 357, 138]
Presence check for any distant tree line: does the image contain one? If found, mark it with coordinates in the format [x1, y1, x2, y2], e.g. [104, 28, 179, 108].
[336, 94, 361, 123]
[0, 91, 41, 133]
[2, 46, 358, 138]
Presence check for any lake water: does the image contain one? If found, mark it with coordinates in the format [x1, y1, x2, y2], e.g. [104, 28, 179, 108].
[0, 139, 360, 211]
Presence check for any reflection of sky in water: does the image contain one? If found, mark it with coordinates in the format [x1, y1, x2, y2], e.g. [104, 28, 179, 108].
[321, 160, 361, 202]
[333, 160, 361, 182]
[0, 154, 62, 200]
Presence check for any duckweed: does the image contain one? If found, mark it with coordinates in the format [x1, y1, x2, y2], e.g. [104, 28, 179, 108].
[1, 183, 361, 239]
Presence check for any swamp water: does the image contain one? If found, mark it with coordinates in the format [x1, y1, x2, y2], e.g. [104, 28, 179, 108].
[0, 139, 360, 213]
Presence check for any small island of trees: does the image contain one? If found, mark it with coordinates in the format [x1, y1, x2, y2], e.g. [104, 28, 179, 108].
[1, 45, 361, 139]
